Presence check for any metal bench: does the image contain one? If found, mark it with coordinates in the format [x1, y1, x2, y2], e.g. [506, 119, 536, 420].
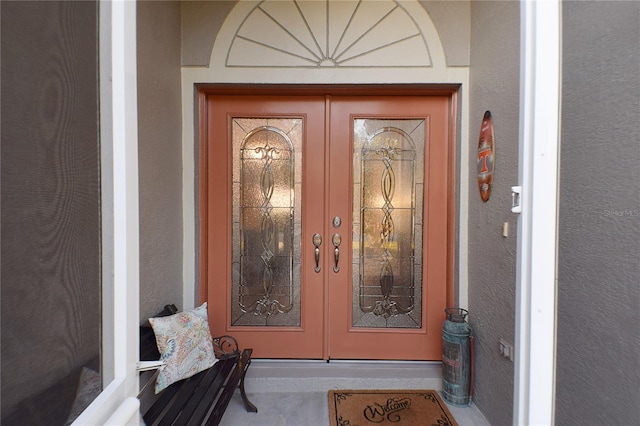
[138, 304, 257, 426]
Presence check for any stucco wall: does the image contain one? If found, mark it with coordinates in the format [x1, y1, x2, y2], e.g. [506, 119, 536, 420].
[556, 2, 640, 424]
[467, 2, 520, 425]
[137, 1, 184, 320]
[181, 0, 237, 67]
[419, 0, 470, 67]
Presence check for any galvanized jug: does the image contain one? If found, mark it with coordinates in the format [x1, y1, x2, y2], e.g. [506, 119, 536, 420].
[442, 308, 474, 406]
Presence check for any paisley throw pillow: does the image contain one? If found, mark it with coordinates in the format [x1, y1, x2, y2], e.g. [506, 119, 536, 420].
[149, 302, 217, 393]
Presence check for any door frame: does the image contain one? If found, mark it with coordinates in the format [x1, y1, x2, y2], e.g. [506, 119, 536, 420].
[196, 84, 460, 357]
[514, 1, 561, 424]
[75, 1, 141, 424]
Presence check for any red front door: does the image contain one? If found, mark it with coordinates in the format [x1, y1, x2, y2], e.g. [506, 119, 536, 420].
[205, 93, 452, 360]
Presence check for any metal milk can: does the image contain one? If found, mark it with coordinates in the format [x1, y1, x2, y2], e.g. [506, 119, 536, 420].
[442, 308, 474, 406]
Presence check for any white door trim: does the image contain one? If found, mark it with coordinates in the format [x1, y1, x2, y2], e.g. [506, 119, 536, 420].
[73, 1, 140, 424]
[514, 1, 561, 424]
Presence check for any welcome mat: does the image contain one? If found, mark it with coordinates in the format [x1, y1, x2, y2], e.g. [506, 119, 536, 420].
[328, 390, 458, 426]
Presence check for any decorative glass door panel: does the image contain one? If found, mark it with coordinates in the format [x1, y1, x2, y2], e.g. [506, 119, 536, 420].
[353, 119, 425, 329]
[232, 119, 302, 326]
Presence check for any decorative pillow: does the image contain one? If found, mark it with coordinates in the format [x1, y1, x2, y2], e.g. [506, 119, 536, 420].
[149, 302, 218, 393]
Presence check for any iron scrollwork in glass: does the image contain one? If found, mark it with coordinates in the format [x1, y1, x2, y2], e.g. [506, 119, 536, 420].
[233, 122, 299, 326]
[354, 121, 424, 328]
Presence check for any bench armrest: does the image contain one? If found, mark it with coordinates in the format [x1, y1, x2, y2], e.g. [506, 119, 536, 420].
[212, 335, 241, 359]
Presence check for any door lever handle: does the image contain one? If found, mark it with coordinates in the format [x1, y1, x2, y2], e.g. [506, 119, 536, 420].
[312, 233, 322, 272]
[332, 233, 342, 273]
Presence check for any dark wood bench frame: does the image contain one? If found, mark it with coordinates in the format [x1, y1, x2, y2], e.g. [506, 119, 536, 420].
[138, 304, 257, 426]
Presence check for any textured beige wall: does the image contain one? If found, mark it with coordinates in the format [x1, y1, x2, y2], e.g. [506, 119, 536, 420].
[137, 1, 184, 321]
[556, 2, 640, 424]
[420, 0, 470, 67]
[181, 0, 237, 67]
[467, 2, 520, 424]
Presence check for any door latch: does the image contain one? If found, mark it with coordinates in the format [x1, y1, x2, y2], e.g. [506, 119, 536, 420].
[511, 186, 522, 213]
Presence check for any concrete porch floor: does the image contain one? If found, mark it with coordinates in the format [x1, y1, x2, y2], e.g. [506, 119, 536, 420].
[220, 360, 490, 425]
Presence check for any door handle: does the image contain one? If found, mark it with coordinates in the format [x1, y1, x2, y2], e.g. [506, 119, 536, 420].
[332, 233, 342, 273]
[312, 233, 322, 272]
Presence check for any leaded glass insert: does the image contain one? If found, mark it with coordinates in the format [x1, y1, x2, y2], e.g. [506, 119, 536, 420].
[352, 119, 425, 328]
[231, 118, 302, 327]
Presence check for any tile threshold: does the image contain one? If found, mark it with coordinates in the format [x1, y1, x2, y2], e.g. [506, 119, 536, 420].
[245, 359, 443, 392]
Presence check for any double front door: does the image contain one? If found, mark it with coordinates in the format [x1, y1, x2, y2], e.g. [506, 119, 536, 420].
[205, 93, 451, 360]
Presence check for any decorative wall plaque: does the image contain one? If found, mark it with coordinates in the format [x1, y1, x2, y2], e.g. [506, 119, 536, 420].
[477, 111, 495, 202]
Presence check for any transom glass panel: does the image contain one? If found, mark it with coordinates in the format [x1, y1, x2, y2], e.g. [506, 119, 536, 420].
[352, 119, 425, 328]
[231, 118, 303, 326]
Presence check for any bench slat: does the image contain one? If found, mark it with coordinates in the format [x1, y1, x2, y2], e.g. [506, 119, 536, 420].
[205, 353, 247, 426]
[154, 359, 224, 426]
[180, 358, 237, 426]
[143, 378, 184, 425]
[154, 369, 208, 426]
